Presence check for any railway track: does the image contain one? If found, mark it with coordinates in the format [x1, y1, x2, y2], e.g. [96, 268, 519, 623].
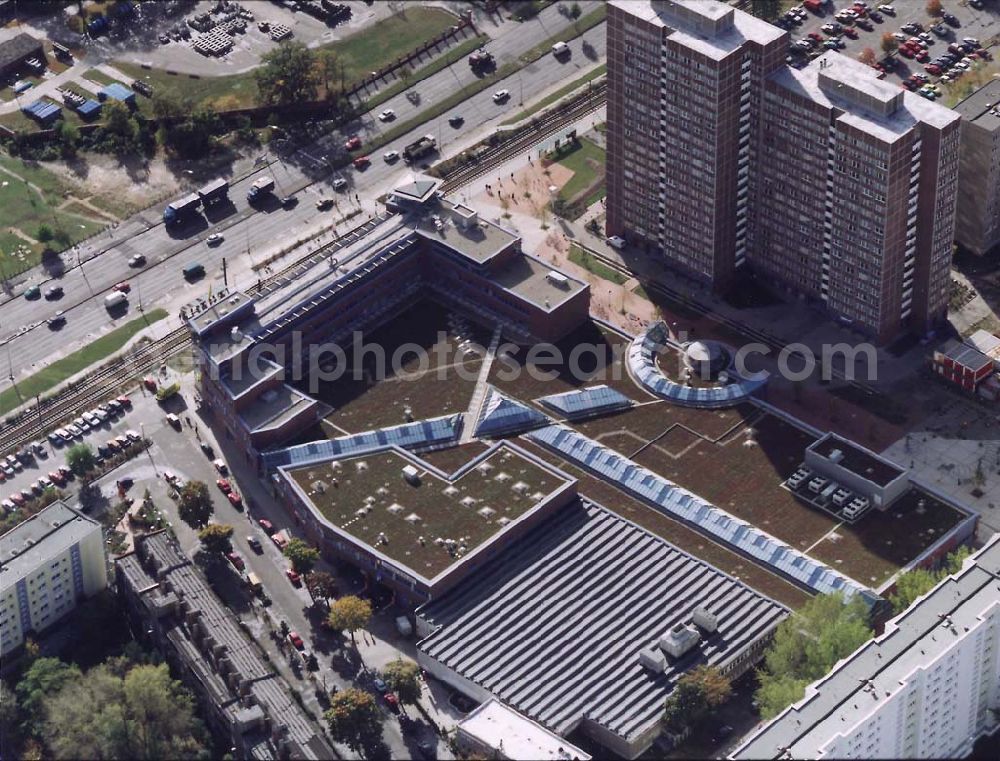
[0, 214, 392, 457]
[440, 79, 607, 193]
[0, 83, 611, 456]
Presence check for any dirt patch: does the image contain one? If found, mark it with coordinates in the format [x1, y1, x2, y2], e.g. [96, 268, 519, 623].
[40, 153, 183, 216]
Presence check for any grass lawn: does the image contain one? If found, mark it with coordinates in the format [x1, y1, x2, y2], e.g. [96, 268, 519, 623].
[568, 243, 626, 285]
[322, 6, 458, 84]
[500, 63, 605, 125]
[81, 68, 117, 87]
[555, 137, 606, 202]
[116, 7, 459, 112]
[0, 155, 107, 267]
[0, 308, 168, 416]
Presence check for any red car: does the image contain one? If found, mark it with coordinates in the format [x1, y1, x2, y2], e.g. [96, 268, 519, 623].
[344, 135, 362, 151]
[353, 156, 370, 170]
[808, 32, 823, 42]
[924, 63, 941, 74]
[216, 478, 232, 493]
[915, 51, 929, 63]
[898, 46, 913, 58]
[117, 395, 131, 407]
[113, 281, 130, 293]
[288, 631, 304, 649]
[227, 492, 243, 508]
[286, 568, 301, 586]
[48, 471, 66, 486]
[259, 518, 274, 532]
[384, 692, 399, 709]
[10, 493, 25, 506]
[843, 27, 858, 39]
[227, 552, 245, 571]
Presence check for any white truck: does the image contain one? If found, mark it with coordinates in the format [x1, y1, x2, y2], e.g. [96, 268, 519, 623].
[104, 291, 127, 310]
[247, 175, 275, 203]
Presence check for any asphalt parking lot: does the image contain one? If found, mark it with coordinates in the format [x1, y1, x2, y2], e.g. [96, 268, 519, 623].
[783, 1, 999, 102]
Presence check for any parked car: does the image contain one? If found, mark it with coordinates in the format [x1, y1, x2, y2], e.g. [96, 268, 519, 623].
[286, 568, 301, 586]
[259, 518, 274, 532]
[216, 478, 232, 493]
[113, 281, 130, 293]
[353, 156, 371, 169]
[288, 631, 304, 649]
[344, 135, 362, 151]
[227, 552, 245, 571]
[227, 492, 243, 509]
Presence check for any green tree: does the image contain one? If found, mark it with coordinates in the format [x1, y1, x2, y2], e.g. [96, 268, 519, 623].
[318, 49, 341, 97]
[54, 120, 79, 157]
[16, 657, 82, 718]
[101, 100, 140, 153]
[750, 0, 781, 20]
[326, 595, 372, 644]
[662, 666, 731, 733]
[255, 41, 319, 106]
[755, 593, 871, 719]
[150, 90, 189, 121]
[382, 658, 422, 708]
[890, 546, 972, 613]
[40, 662, 206, 759]
[177, 480, 213, 529]
[65, 443, 96, 476]
[165, 107, 220, 159]
[324, 688, 383, 752]
[197, 523, 234, 555]
[36, 224, 54, 243]
[0, 682, 20, 753]
[569, 2, 582, 19]
[304, 570, 338, 606]
[283, 538, 320, 574]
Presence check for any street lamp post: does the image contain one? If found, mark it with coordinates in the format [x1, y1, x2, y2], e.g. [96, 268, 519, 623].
[139, 423, 158, 477]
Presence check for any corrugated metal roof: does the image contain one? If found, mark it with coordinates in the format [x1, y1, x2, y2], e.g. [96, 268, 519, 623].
[417, 500, 788, 746]
[525, 424, 876, 602]
[537, 384, 633, 418]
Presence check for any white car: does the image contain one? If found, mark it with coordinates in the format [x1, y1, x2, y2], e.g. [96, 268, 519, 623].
[918, 32, 932, 42]
[206, 233, 223, 245]
[607, 236, 626, 250]
[877, 4, 895, 14]
[128, 254, 146, 267]
[332, 177, 348, 190]
[377, 108, 395, 122]
[892, 32, 906, 41]
[963, 37, 979, 46]
[383, 150, 400, 163]
[492, 89, 510, 102]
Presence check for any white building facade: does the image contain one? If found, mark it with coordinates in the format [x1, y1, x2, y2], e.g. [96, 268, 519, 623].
[731, 535, 1000, 760]
[0, 501, 107, 656]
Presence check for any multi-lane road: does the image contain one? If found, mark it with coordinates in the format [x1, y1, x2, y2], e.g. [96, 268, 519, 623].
[0, 2, 606, 393]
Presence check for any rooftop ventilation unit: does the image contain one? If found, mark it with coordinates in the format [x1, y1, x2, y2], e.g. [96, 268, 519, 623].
[827, 448, 844, 464]
[402, 465, 420, 485]
[546, 271, 569, 288]
[692, 606, 719, 633]
[660, 623, 701, 658]
[640, 646, 667, 672]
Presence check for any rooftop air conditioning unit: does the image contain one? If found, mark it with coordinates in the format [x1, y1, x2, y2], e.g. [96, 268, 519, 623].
[401, 465, 420, 485]
[660, 623, 701, 658]
[828, 448, 844, 464]
[692, 606, 719, 633]
[640, 646, 666, 672]
[546, 271, 569, 288]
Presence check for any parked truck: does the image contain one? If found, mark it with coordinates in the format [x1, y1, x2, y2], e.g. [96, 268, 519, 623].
[247, 175, 275, 203]
[163, 193, 202, 224]
[469, 49, 494, 70]
[402, 134, 437, 163]
[197, 178, 230, 207]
